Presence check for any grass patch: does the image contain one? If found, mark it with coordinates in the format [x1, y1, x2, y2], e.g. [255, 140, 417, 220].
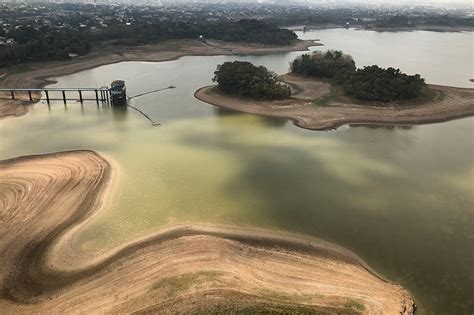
[197, 303, 365, 314]
[312, 85, 444, 108]
[258, 288, 316, 303]
[344, 299, 365, 311]
[151, 271, 223, 295]
[393, 87, 445, 106]
[312, 89, 337, 107]
[312, 96, 330, 107]
[197, 304, 330, 315]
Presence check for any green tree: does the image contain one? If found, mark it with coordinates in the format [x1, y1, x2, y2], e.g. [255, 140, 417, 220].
[213, 61, 291, 100]
[291, 51, 426, 103]
[341, 65, 426, 102]
[291, 50, 356, 78]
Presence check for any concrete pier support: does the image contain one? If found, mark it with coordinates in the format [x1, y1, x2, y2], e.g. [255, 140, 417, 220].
[1, 86, 122, 105]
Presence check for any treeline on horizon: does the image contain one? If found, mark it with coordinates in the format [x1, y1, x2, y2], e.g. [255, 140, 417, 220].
[1, 1, 472, 67]
[270, 12, 474, 28]
[0, 19, 296, 66]
[291, 50, 426, 102]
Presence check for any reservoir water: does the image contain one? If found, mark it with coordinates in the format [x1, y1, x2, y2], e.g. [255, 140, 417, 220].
[0, 29, 472, 314]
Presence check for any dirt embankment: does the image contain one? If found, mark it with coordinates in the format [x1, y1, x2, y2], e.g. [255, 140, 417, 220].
[0, 39, 320, 120]
[0, 150, 414, 314]
[195, 73, 474, 130]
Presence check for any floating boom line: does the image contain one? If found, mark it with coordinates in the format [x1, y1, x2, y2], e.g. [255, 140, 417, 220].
[127, 103, 160, 126]
[128, 85, 176, 100]
[125, 85, 177, 126]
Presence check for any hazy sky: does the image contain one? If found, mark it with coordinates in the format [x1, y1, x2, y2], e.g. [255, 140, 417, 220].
[331, 0, 472, 3]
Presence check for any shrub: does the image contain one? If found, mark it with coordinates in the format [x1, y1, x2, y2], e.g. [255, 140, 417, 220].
[291, 51, 426, 103]
[213, 61, 291, 100]
[291, 50, 356, 78]
[341, 65, 426, 102]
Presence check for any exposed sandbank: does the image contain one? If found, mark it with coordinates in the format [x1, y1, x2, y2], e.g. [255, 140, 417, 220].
[0, 150, 414, 314]
[0, 39, 320, 120]
[195, 73, 474, 131]
[287, 25, 473, 33]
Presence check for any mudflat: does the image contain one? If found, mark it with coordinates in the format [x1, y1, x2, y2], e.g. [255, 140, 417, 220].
[195, 73, 474, 130]
[0, 150, 415, 314]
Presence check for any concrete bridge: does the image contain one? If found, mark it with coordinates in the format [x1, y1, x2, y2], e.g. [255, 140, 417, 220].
[0, 87, 112, 104]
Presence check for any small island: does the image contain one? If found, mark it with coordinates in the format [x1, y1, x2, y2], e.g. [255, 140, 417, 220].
[196, 51, 474, 130]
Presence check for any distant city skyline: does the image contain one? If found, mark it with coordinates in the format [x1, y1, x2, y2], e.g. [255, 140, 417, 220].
[1, 0, 472, 3]
[1, 0, 472, 9]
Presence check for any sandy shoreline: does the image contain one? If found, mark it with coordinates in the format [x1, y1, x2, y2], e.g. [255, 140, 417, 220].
[287, 25, 473, 33]
[0, 39, 320, 120]
[0, 150, 415, 314]
[195, 73, 474, 131]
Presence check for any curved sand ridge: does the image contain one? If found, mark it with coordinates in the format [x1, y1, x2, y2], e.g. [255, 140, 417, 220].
[0, 151, 414, 314]
[195, 73, 474, 131]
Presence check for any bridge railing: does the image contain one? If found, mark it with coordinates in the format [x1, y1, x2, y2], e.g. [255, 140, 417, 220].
[0, 87, 111, 104]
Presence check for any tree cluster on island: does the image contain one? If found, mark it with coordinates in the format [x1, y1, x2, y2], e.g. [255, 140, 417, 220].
[213, 61, 291, 100]
[291, 51, 426, 103]
[337, 66, 426, 102]
[291, 50, 356, 79]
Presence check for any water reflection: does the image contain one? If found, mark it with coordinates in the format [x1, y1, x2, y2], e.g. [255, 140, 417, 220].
[260, 116, 288, 128]
[349, 124, 414, 130]
[213, 106, 241, 116]
[213, 107, 287, 128]
[111, 103, 128, 121]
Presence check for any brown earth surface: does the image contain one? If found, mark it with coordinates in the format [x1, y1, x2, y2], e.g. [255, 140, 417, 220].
[0, 150, 415, 314]
[0, 39, 320, 120]
[195, 73, 474, 130]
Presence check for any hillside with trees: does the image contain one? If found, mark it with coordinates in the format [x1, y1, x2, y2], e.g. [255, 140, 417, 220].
[291, 51, 426, 103]
[1, 1, 471, 66]
[0, 19, 296, 66]
[213, 61, 291, 100]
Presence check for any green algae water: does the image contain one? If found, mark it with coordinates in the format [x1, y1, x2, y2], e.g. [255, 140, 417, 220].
[0, 30, 473, 314]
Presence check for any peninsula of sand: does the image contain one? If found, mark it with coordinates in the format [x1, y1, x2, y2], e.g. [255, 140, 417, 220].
[195, 73, 474, 130]
[0, 150, 415, 314]
[0, 39, 320, 120]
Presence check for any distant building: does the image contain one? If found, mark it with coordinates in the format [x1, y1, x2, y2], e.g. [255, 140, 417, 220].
[0, 37, 15, 46]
